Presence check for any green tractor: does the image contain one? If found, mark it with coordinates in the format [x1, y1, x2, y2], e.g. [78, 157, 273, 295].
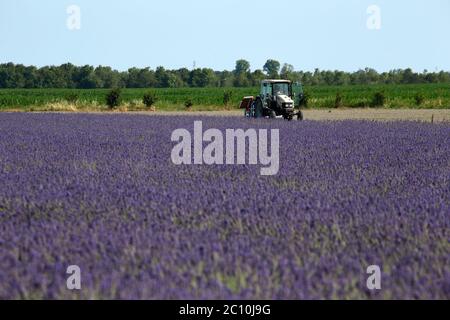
[240, 80, 304, 120]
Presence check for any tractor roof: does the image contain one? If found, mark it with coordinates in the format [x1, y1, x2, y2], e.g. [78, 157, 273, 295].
[262, 79, 292, 84]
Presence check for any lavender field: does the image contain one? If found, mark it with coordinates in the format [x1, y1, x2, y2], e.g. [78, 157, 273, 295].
[0, 113, 449, 299]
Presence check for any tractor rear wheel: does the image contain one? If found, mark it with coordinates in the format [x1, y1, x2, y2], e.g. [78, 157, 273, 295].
[255, 99, 264, 118]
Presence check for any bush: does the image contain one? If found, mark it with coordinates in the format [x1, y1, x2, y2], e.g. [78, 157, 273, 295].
[298, 91, 310, 108]
[223, 90, 233, 106]
[106, 88, 122, 109]
[143, 92, 158, 108]
[334, 92, 343, 108]
[371, 91, 386, 107]
[414, 93, 425, 106]
[185, 99, 193, 109]
[65, 93, 79, 104]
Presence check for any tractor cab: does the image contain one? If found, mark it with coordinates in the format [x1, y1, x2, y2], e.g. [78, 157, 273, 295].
[261, 80, 303, 106]
[261, 80, 290, 98]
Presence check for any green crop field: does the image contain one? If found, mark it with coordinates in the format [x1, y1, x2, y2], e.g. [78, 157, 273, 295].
[0, 88, 256, 108]
[306, 83, 450, 108]
[0, 83, 449, 111]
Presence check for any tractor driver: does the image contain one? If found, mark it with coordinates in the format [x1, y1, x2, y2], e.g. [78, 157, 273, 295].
[273, 83, 288, 96]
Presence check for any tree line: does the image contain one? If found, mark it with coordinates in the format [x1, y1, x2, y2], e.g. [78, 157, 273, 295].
[0, 60, 449, 89]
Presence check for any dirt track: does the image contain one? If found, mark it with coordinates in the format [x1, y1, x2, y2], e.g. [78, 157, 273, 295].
[7, 108, 450, 122]
[302, 109, 450, 122]
[145, 109, 450, 122]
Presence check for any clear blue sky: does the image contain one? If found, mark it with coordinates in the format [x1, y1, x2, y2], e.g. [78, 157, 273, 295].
[1, 0, 449, 72]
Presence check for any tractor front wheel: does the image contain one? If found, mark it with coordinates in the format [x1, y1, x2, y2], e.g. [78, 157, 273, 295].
[269, 110, 276, 119]
[297, 111, 304, 121]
